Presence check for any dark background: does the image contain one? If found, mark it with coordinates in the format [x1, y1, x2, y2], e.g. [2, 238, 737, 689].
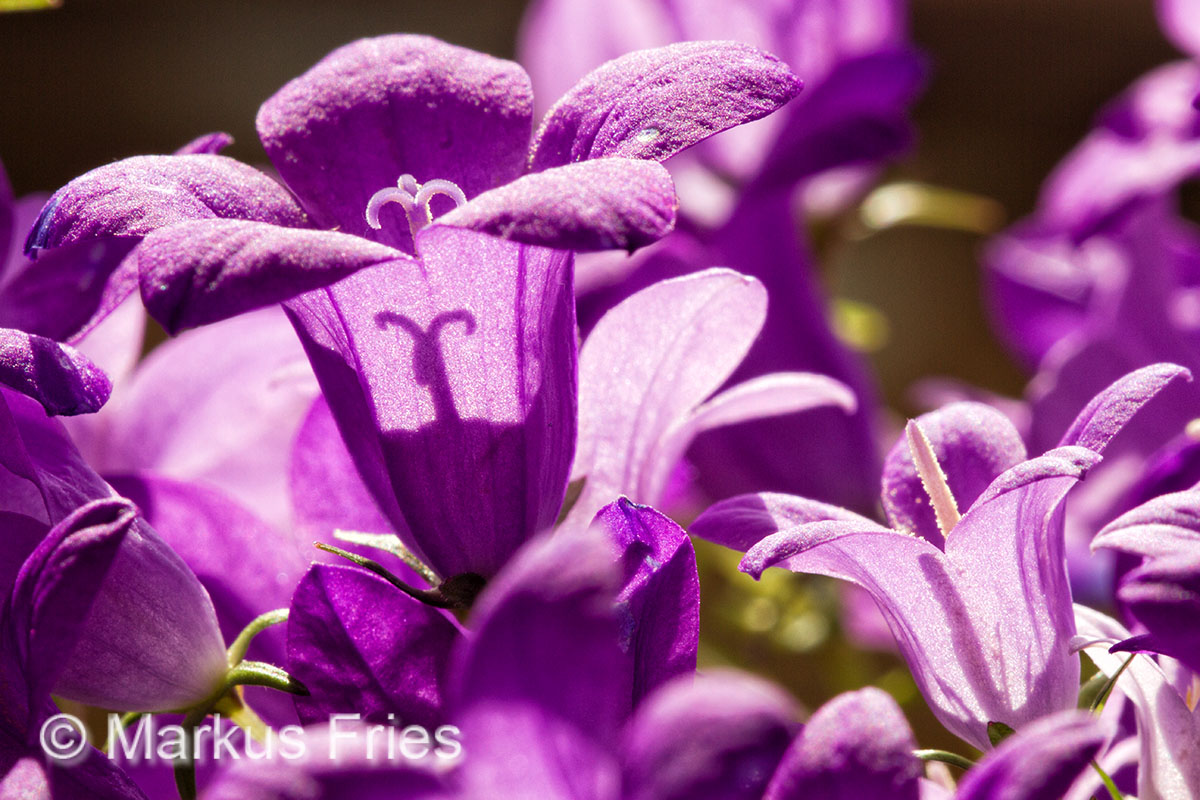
[0, 0, 1179, 751]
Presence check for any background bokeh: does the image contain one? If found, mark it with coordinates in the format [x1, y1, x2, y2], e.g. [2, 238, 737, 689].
[0, 0, 1178, 755]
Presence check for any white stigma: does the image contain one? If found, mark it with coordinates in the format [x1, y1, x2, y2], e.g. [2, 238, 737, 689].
[905, 420, 961, 538]
[365, 174, 467, 241]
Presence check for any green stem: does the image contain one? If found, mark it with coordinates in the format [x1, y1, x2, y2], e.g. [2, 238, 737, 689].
[225, 661, 309, 696]
[914, 749, 976, 771]
[1091, 655, 1136, 714]
[225, 608, 289, 666]
[119, 711, 143, 730]
[1091, 759, 1125, 800]
[332, 530, 439, 586]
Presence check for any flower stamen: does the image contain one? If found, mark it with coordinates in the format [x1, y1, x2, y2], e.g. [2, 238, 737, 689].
[906, 420, 961, 537]
[365, 174, 467, 242]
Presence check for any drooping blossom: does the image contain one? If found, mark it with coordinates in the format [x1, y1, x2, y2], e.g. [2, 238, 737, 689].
[692, 364, 1187, 749]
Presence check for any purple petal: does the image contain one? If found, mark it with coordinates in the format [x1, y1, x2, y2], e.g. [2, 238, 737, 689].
[690, 492, 874, 554]
[285, 226, 576, 579]
[7, 498, 135, 727]
[0, 328, 111, 416]
[50, 507, 229, 712]
[257, 34, 533, 251]
[176, 132, 233, 155]
[530, 41, 801, 171]
[435, 158, 676, 252]
[572, 269, 768, 527]
[81, 307, 318, 531]
[623, 670, 800, 800]
[1159, 0, 1200, 58]
[955, 711, 1105, 800]
[591, 499, 698, 705]
[24, 154, 308, 254]
[135, 218, 409, 335]
[764, 688, 921, 800]
[450, 527, 625, 798]
[1113, 554, 1200, 674]
[1056, 363, 1191, 453]
[880, 403, 1027, 548]
[288, 564, 459, 728]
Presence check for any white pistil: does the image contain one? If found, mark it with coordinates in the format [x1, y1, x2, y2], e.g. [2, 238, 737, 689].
[905, 420, 961, 537]
[365, 174, 467, 242]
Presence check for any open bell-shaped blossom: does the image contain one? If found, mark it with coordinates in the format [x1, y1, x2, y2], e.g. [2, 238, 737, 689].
[22, 34, 800, 340]
[691, 364, 1188, 750]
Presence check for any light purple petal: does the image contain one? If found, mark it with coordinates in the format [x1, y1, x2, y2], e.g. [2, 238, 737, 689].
[450, 527, 624, 799]
[571, 268, 767, 527]
[1074, 606, 1200, 799]
[288, 564, 459, 728]
[591, 499, 698, 705]
[955, 711, 1106, 800]
[176, 132, 234, 155]
[880, 403, 1027, 548]
[81, 307, 318, 532]
[0, 328, 111, 416]
[134, 218, 409, 335]
[24, 154, 308, 254]
[1056, 362, 1191, 453]
[435, 158, 676, 252]
[285, 226, 576, 579]
[530, 41, 801, 171]
[257, 34, 533, 251]
[1093, 488, 1200, 558]
[690, 492, 874, 554]
[623, 670, 800, 800]
[1159, 0, 1200, 58]
[763, 688, 921, 800]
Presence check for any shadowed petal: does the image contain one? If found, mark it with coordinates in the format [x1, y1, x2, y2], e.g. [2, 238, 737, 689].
[0, 329, 111, 416]
[135, 219, 410, 334]
[23, 155, 308, 254]
[288, 564, 459, 728]
[450, 527, 624, 799]
[436, 158, 676, 252]
[764, 688, 921, 800]
[257, 34, 533, 250]
[881, 403, 1028, 548]
[623, 670, 800, 800]
[530, 41, 801, 171]
[955, 711, 1105, 800]
[591, 499, 698, 705]
[285, 226, 576, 579]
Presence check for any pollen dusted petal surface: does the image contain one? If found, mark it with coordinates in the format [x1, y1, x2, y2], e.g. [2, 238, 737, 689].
[0, 329, 111, 416]
[436, 158, 676, 252]
[257, 34, 534, 250]
[23, 154, 309, 254]
[136, 218, 410, 335]
[530, 41, 802, 170]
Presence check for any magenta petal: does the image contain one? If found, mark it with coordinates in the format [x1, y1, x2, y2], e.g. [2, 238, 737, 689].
[450, 528, 625, 798]
[764, 688, 921, 800]
[591, 499, 698, 704]
[436, 158, 676, 252]
[954, 711, 1106, 800]
[7, 498, 134, 726]
[690, 492, 874, 554]
[623, 671, 800, 800]
[257, 34, 533, 249]
[24, 155, 308, 254]
[288, 564, 459, 728]
[176, 132, 234, 155]
[0, 328, 111, 416]
[135, 219, 409, 335]
[1159, 0, 1200, 57]
[530, 41, 801, 170]
[286, 226, 576, 579]
[880, 403, 1027, 547]
[1055, 362, 1191, 453]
